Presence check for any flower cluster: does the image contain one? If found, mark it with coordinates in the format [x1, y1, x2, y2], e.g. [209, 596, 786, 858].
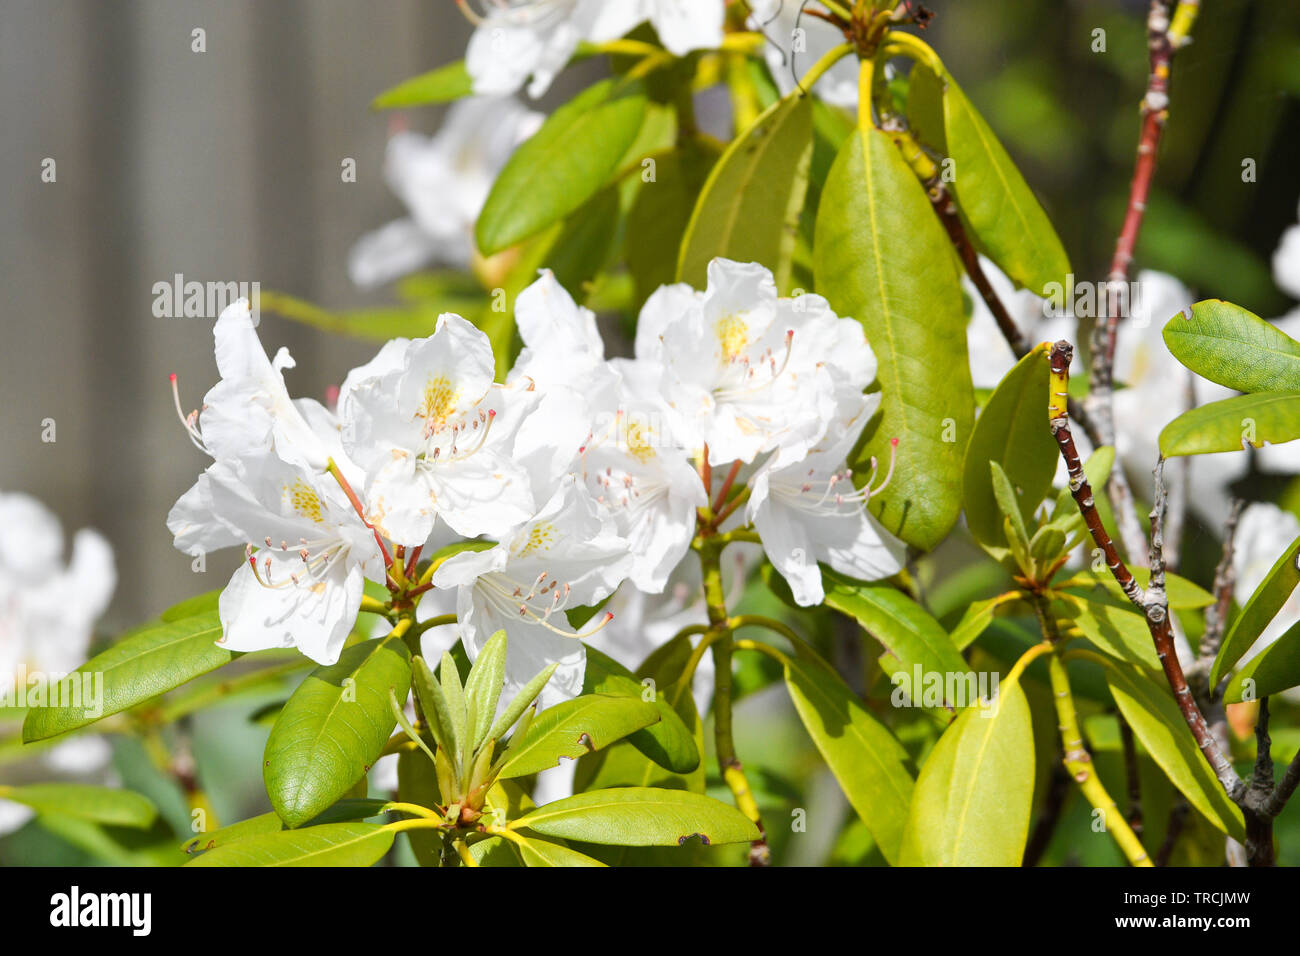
[168, 258, 903, 706]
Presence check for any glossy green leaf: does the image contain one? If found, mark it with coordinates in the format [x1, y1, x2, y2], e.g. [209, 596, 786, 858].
[963, 346, 1058, 548]
[916, 64, 1070, 303]
[397, 749, 442, 867]
[1105, 664, 1245, 841]
[783, 642, 915, 863]
[159, 590, 221, 622]
[497, 694, 660, 779]
[23, 612, 232, 742]
[1057, 568, 1214, 610]
[1212, 531, 1300, 686]
[678, 92, 812, 293]
[815, 125, 973, 550]
[949, 592, 1030, 650]
[411, 654, 457, 760]
[509, 831, 607, 867]
[818, 568, 968, 719]
[487, 663, 558, 744]
[1055, 594, 1160, 670]
[1224, 621, 1300, 703]
[372, 61, 472, 109]
[582, 648, 699, 775]
[477, 78, 648, 255]
[510, 787, 759, 846]
[186, 822, 395, 867]
[1159, 391, 1300, 457]
[259, 289, 481, 341]
[264, 636, 411, 827]
[0, 784, 156, 829]
[1163, 299, 1300, 394]
[464, 631, 507, 751]
[627, 144, 715, 304]
[899, 677, 1034, 865]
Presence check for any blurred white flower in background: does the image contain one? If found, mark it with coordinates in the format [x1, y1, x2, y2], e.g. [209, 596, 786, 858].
[748, 0, 858, 110]
[348, 98, 543, 287]
[1231, 503, 1300, 701]
[464, 0, 725, 99]
[1272, 199, 1300, 301]
[0, 492, 117, 835]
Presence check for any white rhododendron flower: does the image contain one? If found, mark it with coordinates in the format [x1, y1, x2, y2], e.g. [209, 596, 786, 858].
[636, 258, 876, 469]
[748, 391, 906, 605]
[432, 478, 632, 709]
[171, 298, 346, 475]
[349, 98, 543, 287]
[0, 492, 117, 834]
[749, 0, 859, 110]
[464, 0, 725, 98]
[1233, 503, 1300, 652]
[342, 313, 542, 546]
[510, 271, 706, 592]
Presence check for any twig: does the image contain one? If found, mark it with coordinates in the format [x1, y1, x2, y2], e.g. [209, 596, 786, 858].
[1084, 0, 1199, 567]
[1164, 371, 1196, 570]
[1194, 498, 1244, 687]
[1049, 341, 1245, 803]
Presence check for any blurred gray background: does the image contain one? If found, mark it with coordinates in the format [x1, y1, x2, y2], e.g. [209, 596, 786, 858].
[0, 1, 471, 629]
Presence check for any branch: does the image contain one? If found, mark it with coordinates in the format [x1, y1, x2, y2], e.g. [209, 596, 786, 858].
[1194, 498, 1244, 684]
[1084, 0, 1200, 567]
[1049, 341, 1245, 804]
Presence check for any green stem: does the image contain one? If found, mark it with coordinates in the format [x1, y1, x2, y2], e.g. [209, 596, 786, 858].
[698, 539, 771, 866]
[800, 42, 854, 93]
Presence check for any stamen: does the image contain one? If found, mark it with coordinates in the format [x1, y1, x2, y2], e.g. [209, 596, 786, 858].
[169, 373, 209, 454]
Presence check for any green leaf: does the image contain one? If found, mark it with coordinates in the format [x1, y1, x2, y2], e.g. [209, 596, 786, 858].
[899, 677, 1035, 865]
[990, 461, 1031, 559]
[0, 784, 156, 829]
[1212, 531, 1300, 686]
[677, 92, 812, 293]
[815, 125, 973, 550]
[582, 648, 699, 774]
[1055, 594, 1161, 671]
[263, 636, 412, 827]
[464, 630, 508, 751]
[1057, 568, 1214, 610]
[962, 346, 1058, 548]
[817, 567, 969, 720]
[186, 822, 395, 867]
[627, 143, 715, 305]
[411, 655, 457, 759]
[497, 694, 661, 779]
[397, 749, 442, 867]
[510, 787, 759, 846]
[182, 812, 285, 856]
[159, 590, 221, 622]
[949, 592, 1029, 650]
[1163, 299, 1300, 394]
[509, 831, 608, 867]
[1159, 391, 1300, 457]
[477, 78, 648, 255]
[487, 663, 558, 744]
[1224, 621, 1300, 703]
[371, 61, 472, 109]
[782, 642, 915, 864]
[1105, 664, 1245, 841]
[915, 64, 1070, 303]
[22, 612, 232, 742]
[258, 289, 483, 341]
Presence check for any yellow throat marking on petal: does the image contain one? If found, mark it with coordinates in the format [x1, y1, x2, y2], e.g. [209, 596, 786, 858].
[518, 522, 556, 557]
[624, 421, 657, 463]
[285, 480, 325, 524]
[420, 374, 460, 429]
[715, 314, 749, 362]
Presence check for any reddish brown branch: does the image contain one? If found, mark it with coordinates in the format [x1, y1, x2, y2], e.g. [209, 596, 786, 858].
[1049, 342, 1244, 804]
